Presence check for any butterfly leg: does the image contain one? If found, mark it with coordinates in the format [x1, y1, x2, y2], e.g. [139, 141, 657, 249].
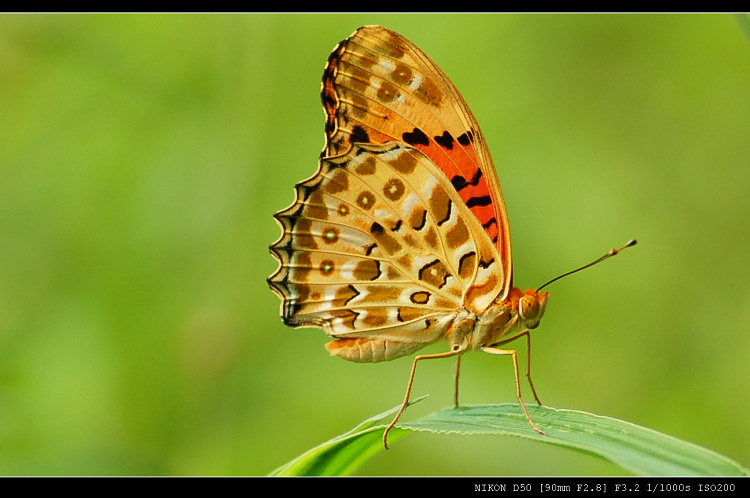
[481, 346, 546, 436]
[491, 330, 542, 405]
[522, 331, 542, 406]
[453, 355, 462, 408]
[384, 349, 460, 450]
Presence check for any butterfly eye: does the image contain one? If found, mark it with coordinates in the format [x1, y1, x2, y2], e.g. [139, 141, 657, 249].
[519, 295, 540, 320]
[519, 292, 548, 330]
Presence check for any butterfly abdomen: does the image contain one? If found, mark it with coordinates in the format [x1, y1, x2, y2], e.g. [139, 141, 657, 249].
[325, 337, 428, 363]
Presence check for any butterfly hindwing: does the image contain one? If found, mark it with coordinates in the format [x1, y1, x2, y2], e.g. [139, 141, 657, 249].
[268, 142, 505, 359]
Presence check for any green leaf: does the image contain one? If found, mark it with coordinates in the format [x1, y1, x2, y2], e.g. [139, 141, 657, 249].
[270, 403, 750, 476]
[402, 404, 750, 476]
[267, 397, 424, 476]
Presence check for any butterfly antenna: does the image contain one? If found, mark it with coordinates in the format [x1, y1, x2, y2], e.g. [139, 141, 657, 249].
[536, 239, 637, 292]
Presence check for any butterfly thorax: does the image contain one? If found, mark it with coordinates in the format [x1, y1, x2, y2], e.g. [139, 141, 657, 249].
[448, 287, 549, 353]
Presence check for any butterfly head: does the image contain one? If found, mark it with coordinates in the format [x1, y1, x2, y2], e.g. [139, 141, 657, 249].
[516, 289, 549, 330]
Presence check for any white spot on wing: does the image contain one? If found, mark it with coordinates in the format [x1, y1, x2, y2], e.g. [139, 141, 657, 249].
[409, 72, 423, 92]
[378, 59, 395, 73]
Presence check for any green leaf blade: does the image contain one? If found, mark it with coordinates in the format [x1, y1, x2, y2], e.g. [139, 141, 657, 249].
[401, 404, 750, 477]
[268, 399, 417, 476]
[270, 402, 749, 476]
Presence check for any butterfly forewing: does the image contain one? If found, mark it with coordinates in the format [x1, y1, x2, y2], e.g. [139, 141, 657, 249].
[322, 26, 512, 289]
[268, 142, 505, 354]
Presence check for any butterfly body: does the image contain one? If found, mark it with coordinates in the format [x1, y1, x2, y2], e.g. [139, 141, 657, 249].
[324, 287, 549, 364]
[269, 25, 551, 447]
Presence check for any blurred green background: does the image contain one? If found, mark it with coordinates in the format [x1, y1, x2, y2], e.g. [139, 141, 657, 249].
[1, 13, 749, 476]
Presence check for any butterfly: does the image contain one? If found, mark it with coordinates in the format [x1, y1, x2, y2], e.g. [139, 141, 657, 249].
[268, 25, 634, 449]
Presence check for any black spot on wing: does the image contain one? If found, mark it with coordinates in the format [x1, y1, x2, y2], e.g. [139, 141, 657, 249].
[343, 284, 360, 305]
[323, 120, 336, 138]
[370, 261, 383, 281]
[352, 125, 370, 144]
[457, 130, 474, 146]
[482, 217, 497, 230]
[451, 167, 483, 192]
[434, 131, 454, 150]
[478, 256, 495, 269]
[468, 167, 483, 185]
[402, 127, 429, 146]
[322, 91, 336, 109]
[451, 175, 468, 191]
[465, 195, 492, 208]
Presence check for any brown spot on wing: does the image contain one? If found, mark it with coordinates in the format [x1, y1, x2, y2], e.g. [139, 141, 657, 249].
[356, 191, 376, 210]
[391, 63, 413, 85]
[319, 259, 335, 276]
[458, 251, 476, 280]
[419, 259, 450, 289]
[370, 221, 402, 255]
[353, 259, 381, 281]
[446, 216, 469, 249]
[429, 189, 452, 226]
[383, 178, 405, 201]
[390, 148, 418, 174]
[354, 156, 377, 175]
[410, 291, 430, 305]
[414, 75, 443, 106]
